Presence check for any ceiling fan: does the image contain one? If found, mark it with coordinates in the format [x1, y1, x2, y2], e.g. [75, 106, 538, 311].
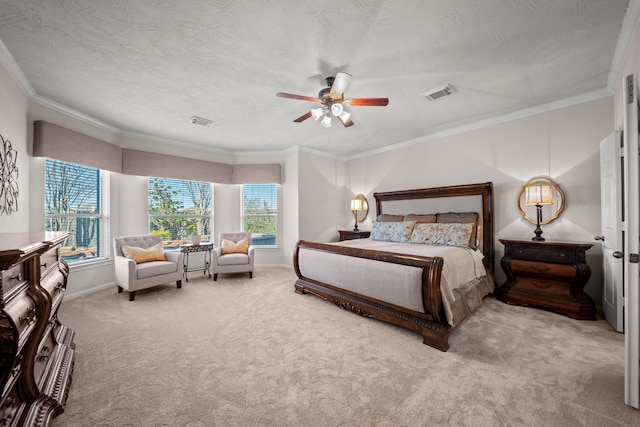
[276, 72, 389, 128]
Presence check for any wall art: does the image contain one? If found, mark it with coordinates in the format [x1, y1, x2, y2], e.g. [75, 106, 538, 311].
[0, 134, 19, 215]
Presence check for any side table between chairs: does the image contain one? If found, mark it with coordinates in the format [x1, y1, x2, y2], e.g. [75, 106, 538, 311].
[180, 242, 214, 282]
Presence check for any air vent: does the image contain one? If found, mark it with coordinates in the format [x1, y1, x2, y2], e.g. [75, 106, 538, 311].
[423, 84, 456, 101]
[190, 116, 214, 127]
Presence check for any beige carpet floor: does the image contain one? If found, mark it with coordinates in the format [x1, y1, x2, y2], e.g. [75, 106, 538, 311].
[53, 267, 639, 426]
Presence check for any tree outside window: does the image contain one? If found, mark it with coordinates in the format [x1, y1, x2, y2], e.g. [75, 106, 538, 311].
[242, 184, 277, 246]
[148, 177, 212, 247]
[44, 159, 109, 264]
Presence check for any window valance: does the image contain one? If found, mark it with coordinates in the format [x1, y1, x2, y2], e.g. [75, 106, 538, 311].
[122, 148, 232, 183]
[231, 164, 282, 184]
[32, 121, 282, 184]
[33, 121, 123, 172]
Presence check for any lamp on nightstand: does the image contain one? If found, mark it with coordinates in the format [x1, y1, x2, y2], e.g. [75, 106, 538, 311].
[350, 197, 364, 231]
[524, 183, 554, 241]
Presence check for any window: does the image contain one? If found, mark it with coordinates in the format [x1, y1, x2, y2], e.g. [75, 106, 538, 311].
[44, 158, 110, 264]
[148, 177, 212, 247]
[242, 184, 277, 246]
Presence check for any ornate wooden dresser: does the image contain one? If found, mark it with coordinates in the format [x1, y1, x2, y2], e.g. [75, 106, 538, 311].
[497, 238, 596, 320]
[0, 232, 75, 426]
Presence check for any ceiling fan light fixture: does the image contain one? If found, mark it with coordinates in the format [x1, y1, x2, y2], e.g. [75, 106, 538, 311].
[330, 102, 344, 116]
[311, 107, 324, 121]
[338, 110, 351, 122]
[321, 114, 332, 127]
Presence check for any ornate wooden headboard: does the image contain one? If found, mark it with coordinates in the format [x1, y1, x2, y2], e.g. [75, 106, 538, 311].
[373, 182, 495, 273]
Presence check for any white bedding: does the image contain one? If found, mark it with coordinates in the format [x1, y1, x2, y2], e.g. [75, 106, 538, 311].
[336, 239, 486, 303]
[297, 238, 487, 326]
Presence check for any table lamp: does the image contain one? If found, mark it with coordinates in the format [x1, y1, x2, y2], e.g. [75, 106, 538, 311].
[350, 197, 364, 231]
[524, 183, 554, 241]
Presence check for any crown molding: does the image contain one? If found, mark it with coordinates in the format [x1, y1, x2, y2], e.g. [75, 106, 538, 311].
[607, 0, 640, 90]
[345, 88, 613, 161]
[0, 38, 35, 97]
[31, 94, 120, 133]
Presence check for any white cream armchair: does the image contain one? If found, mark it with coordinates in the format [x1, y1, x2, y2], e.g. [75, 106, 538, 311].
[113, 234, 184, 301]
[211, 232, 255, 281]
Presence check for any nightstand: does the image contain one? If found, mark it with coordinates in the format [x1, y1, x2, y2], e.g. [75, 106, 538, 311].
[338, 230, 371, 241]
[497, 239, 596, 320]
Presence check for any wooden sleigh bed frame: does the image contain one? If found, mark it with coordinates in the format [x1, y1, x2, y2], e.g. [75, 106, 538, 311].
[293, 182, 495, 351]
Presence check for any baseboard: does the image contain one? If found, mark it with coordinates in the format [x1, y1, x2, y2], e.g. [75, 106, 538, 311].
[63, 281, 116, 302]
[62, 265, 293, 301]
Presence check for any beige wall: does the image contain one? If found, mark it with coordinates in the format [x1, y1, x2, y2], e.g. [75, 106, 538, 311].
[297, 150, 347, 243]
[0, 62, 28, 232]
[336, 96, 614, 304]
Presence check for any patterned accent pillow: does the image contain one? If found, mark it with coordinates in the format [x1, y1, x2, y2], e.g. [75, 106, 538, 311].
[437, 212, 479, 249]
[409, 223, 474, 247]
[370, 221, 416, 243]
[438, 223, 474, 247]
[409, 223, 441, 244]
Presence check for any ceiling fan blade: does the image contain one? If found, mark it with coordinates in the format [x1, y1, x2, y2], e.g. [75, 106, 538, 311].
[330, 72, 352, 96]
[348, 98, 389, 106]
[338, 116, 354, 127]
[276, 92, 322, 102]
[294, 112, 312, 122]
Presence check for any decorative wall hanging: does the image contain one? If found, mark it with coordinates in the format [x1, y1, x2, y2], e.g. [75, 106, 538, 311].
[0, 134, 19, 215]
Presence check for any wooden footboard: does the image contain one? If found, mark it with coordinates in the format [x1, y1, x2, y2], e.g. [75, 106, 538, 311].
[293, 240, 452, 351]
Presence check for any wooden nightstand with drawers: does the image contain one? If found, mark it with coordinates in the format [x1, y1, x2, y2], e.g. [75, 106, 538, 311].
[338, 230, 371, 241]
[497, 238, 596, 320]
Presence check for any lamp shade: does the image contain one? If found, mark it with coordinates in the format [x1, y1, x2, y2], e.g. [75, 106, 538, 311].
[525, 184, 553, 205]
[338, 110, 351, 122]
[350, 198, 364, 211]
[331, 102, 344, 116]
[321, 114, 332, 127]
[311, 107, 324, 121]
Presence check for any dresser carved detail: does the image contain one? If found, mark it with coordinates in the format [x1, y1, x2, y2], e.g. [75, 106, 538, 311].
[0, 232, 75, 426]
[497, 238, 596, 320]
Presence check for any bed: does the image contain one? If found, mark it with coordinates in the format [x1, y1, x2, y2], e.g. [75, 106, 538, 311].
[293, 182, 495, 351]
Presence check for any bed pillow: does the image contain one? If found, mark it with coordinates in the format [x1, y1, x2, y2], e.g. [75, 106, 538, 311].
[409, 223, 474, 247]
[404, 214, 437, 223]
[409, 223, 441, 244]
[438, 223, 475, 247]
[121, 244, 166, 264]
[436, 212, 479, 249]
[370, 221, 416, 243]
[221, 238, 249, 255]
[376, 214, 404, 222]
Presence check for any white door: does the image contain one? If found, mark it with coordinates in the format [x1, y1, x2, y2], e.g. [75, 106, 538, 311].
[624, 73, 640, 409]
[600, 131, 624, 332]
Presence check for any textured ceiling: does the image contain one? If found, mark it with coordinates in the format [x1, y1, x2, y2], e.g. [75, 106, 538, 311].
[0, 0, 632, 158]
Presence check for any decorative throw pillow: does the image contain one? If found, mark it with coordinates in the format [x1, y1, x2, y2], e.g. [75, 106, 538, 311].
[438, 223, 474, 247]
[409, 223, 441, 244]
[370, 221, 416, 243]
[436, 212, 479, 248]
[404, 214, 437, 224]
[121, 244, 166, 264]
[221, 238, 249, 255]
[376, 214, 405, 222]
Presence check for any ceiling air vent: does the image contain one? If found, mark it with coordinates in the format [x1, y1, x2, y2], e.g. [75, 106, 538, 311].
[423, 84, 456, 101]
[190, 116, 214, 127]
